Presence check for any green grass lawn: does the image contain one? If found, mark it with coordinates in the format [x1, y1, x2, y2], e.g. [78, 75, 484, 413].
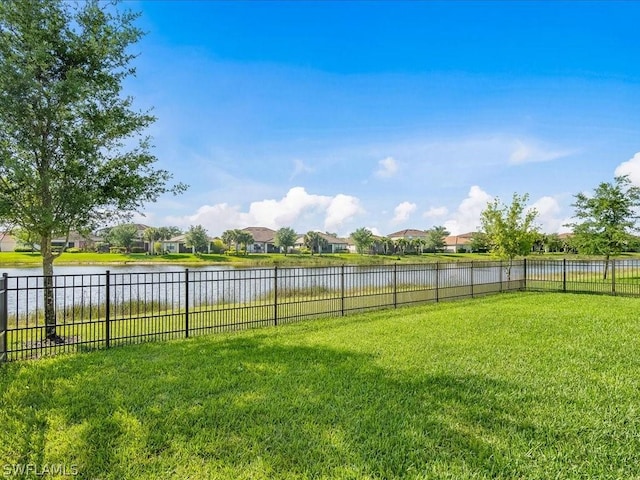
[2, 292, 640, 479]
[0, 251, 500, 268]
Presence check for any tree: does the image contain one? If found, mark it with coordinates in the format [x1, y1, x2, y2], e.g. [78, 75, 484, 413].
[394, 237, 409, 255]
[274, 227, 297, 255]
[380, 237, 395, 255]
[185, 225, 209, 254]
[0, 0, 185, 340]
[411, 237, 425, 255]
[425, 226, 449, 253]
[469, 231, 490, 253]
[565, 175, 640, 279]
[143, 227, 160, 253]
[157, 226, 181, 241]
[235, 231, 254, 255]
[304, 231, 327, 255]
[106, 224, 138, 253]
[221, 229, 237, 252]
[480, 193, 539, 280]
[351, 227, 374, 254]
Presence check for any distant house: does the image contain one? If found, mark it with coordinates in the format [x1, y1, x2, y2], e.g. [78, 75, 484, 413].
[294, 232, 350, 254]
[242, 227, 278, 253]
[444, 232, 476, 253]
[51, 231, 101, 250]
[1, 230, 98, 252]
[161, 234, 188, 254]
[0, 233, 17, 252]
[387, 229, 428, 241]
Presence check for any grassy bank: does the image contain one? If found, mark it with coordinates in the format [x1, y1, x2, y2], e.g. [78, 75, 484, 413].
[0, 251, 495, 268]
[5, 250, 640, 269]
[2, 292, 640, 479]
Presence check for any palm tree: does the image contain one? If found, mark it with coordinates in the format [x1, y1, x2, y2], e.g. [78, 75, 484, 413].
[394, 237, 409, 255]
[221, 229, 237, 252]
[235, 231, 254, 255]
[304, 231, 328, 255]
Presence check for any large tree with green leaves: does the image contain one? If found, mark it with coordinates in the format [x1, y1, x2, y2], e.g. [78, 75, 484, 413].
[0, 0, 184, 340]
[351, 227, 374, 255]
[566, 175, 640, 279]
[274, 227, 297, 255]
[480, 193, 539, 279]
[106, 224, 138, 253]
[425, 226, 450, 253]
[185, 225, 209, 254]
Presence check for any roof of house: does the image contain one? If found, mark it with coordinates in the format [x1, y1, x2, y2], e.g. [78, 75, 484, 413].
[242, 227, 276, 243]
[295, 232, 349, 245]
[444, 232, 477, 245]
[387, 229, 428, 239]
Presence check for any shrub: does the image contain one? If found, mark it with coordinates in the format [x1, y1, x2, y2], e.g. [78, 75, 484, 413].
[130, 247, 146, 254]
[65, 247, 82, 253]
[13, 247, 34, 252]
[109, 246, 127, 254]
[210, 239, 226, 254]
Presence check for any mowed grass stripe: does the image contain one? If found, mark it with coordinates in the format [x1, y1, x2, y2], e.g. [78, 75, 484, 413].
[1, 292, 639, 479]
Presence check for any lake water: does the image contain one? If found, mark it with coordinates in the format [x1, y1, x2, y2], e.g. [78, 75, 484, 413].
[1, 262, 521, 318]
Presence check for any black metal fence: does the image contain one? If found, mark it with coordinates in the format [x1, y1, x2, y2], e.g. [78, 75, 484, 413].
[0, 258, 637, 362]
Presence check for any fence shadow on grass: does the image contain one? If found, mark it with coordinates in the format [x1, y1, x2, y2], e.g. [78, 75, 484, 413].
[1, 335, 549, 479]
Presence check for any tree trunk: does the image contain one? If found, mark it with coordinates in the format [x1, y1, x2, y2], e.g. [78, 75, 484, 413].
[41, 234, 60, 342]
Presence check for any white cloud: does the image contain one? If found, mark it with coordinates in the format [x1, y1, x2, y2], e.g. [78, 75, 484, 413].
[392, 201, 417, 224]
[443, 186, 493, 235]
[529, 196, 574, 234]
[508, 139, 575, 165]
[375, 156, 399, 178]
[290, 159, 315, 180]
[614, 152, 640, 185]
[164, 187, 364, 236]
[423, 206, 448, 218]
[325, 194, 365, 231]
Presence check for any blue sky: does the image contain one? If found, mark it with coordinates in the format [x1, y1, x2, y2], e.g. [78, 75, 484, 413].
[124, 1, 640, 237]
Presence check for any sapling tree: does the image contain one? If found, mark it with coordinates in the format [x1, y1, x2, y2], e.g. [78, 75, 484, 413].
[480, 193, 539, 280]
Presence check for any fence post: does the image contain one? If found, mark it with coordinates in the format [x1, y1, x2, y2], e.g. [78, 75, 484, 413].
[612, 259, 616, 296]
[274, 266, 278, 326]
[105, 270, 110, 349]
[499, 261, 503, 292]
[185, 269, 189, 338]
[563, 259, 567, 292]
[341, 265, 345, 316]
[393, 263, 398, 308]
[0, 273, 7, 363]
[523, 258, 527, 291]
[470, 261, 474, 298]
[435, 262, 439, 302]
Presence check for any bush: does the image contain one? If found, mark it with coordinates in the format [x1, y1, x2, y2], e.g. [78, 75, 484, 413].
[13, 247, 34, 252]
[95, 242, 110, 253]
[65, 247, 82, 253]
[109, 246, 127, 254]
[210, 239, 226, 254]
[130, 247, 146, 254]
